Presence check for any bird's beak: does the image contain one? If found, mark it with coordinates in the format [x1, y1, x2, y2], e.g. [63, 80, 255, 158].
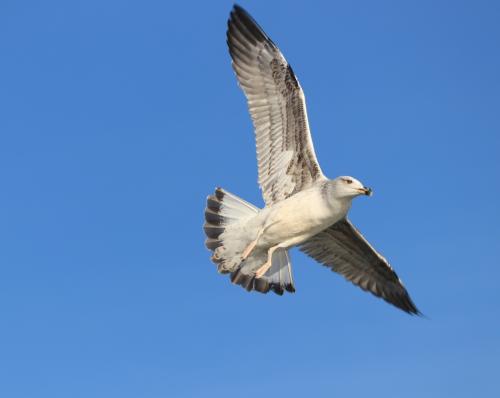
[358, 187, 373, 196]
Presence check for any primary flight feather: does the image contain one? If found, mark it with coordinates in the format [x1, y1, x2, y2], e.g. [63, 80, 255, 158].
[203, 5, 420, 315]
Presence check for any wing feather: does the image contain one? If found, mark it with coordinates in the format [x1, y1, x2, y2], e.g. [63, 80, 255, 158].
[300, 219, 420, 315]
[227, 5, 325, 205]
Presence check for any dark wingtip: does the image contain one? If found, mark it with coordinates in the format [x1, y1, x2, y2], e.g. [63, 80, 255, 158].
[395, 292, 422, 316]
[228, 4, 275, 46]
[408, 302, 424, 317]
[233, 4, 245, 13]
[231, 4, 253, 21]
[400, 288, 422, 316]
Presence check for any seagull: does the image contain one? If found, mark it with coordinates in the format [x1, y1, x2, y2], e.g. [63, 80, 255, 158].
[204, 5, 420, 315]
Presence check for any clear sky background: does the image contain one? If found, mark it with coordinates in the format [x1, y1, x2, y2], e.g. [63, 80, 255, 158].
[1, 1, 499, 397]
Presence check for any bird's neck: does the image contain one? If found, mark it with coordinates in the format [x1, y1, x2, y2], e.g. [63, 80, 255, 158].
[322, 181, 353, 218]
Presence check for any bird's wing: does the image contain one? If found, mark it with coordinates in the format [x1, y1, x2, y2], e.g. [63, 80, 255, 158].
[227, 5, 326, 206]
[299, 219, 420, 314]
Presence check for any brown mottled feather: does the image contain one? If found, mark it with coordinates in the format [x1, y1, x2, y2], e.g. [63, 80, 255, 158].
[227, 5, 325, 205]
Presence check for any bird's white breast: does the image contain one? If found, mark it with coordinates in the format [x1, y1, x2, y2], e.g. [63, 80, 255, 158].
[257, 184, 351, 249]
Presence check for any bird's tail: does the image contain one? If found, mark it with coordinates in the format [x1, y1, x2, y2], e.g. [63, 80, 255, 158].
[204, 187, 295, 295]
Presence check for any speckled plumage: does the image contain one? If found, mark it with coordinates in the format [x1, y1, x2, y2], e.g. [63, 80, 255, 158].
[203, 5, 420, 315]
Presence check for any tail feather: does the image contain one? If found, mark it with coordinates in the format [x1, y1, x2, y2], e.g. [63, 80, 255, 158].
[229, 249, 295, 295]
[204, 187, 295, 295]
[267, 248, 295, 293]
[204, 187, 257, 253]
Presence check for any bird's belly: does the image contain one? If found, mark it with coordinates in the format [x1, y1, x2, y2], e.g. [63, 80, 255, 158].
[262, 218, 328, 248]
[258, 194, 346, 248]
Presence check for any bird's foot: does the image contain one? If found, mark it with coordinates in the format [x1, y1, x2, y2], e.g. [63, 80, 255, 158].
[240, 229, 264, 261]
[254, 261, 272, 278]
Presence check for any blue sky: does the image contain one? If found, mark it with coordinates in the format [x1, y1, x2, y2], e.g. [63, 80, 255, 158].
[1, 0, 499, 397]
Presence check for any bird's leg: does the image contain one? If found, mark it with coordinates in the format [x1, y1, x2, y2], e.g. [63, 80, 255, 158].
[254, 245, 279, 279]
[240, 228, 264, 261]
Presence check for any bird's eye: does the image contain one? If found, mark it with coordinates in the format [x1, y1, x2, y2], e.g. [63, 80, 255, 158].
[343, 178, 353, 184]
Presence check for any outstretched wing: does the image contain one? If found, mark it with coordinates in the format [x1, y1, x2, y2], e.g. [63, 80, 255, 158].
[300, 219, 420, 315]
[227, 5, 325, 206]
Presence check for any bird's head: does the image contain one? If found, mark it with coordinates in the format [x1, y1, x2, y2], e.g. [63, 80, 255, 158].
[332, 176, 372, 199]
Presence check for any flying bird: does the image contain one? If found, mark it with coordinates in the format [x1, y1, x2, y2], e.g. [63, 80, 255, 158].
[204, 5, 420, 315]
